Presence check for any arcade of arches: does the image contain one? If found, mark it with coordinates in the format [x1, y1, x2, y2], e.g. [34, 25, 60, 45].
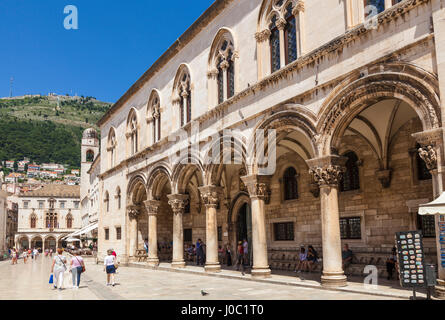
[119, 88, 445, 289]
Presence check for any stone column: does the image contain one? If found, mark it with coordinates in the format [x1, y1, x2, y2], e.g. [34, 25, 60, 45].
[144, 200, 161, 267]
[168, 194, 189, 268]
[241, 175, 271, 278]
[276, 18, 287, 69]
[414, 128, 445, 298]
[200, 186, 222, 273]
[307, 155, 348, 288]
[127, 205, 140, 260]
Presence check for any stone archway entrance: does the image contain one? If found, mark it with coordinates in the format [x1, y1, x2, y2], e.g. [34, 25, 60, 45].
[237, 203, 252, 265]
[18, 236, 29, 250]
[44, 237, 57, 251]
[31, 237, 43, 251]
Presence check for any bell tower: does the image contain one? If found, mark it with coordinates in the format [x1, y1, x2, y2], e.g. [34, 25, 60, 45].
[80, 128, 99, 202]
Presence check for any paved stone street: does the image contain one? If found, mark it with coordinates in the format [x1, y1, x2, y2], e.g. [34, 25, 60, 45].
[0, 256, 400, 300]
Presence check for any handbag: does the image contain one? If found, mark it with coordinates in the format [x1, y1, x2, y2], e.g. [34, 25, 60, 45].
[75, 256, 86, 273]
[49, 274, 54, 284]
[113, 257, 119, 269]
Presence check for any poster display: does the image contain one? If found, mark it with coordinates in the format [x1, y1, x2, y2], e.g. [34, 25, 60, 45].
[439, 215, 445, 269]
[396, 231, 427, 288]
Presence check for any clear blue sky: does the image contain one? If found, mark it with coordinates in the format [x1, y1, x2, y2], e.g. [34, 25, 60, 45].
[0, 0, 214, 103]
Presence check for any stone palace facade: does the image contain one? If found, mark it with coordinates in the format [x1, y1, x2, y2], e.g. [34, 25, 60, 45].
[93, 0, 445, 294]
[15, 185, 81, 251]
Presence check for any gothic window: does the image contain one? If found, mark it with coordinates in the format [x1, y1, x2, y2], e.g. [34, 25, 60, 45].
[283, 167, 298, 201]
[209, 31, 237, 106]
[30, 214, 37, 229]
[66, 214, 73, 229]
[127, 110, 138, 156]
[86, 150, 94, 162]
[104, 192, 110, 212]
[274, 222, 294, 241]
[341, 152, 360, 192]
[416, 144, 432, 181]
[46, 212, 58, 229]
[284, 3, 297, 64]
[340, 217, 362, 239]
[174, 67, 192, 127]
[266, 0, 298, 72]
[107, 128, 117, 168]
[270, 16, 281, 73]
[148, 92, 161, 144]
[417, 214, 436, 238]
[116, 227, 122, 240]
[116, 187, 121, 210]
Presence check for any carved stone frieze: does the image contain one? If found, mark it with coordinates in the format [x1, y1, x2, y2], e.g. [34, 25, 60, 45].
[127, 205, 140, 220]
[241, 175, 271, 203]
[309, 165, 344, 187]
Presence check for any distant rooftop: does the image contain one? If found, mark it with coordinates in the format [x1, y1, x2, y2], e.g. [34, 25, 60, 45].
[19, 184, 80, 198]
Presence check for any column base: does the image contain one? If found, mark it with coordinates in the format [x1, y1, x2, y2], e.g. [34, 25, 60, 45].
[321, 271, 348, 288]
[171, 260, 186, 268]
[434, 280, 445, 299]
[205, 263, 221, 273]
[147, 258, 160, 267]
[251, 267, 272, 278]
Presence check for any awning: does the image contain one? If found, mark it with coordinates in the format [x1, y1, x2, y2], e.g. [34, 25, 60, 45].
[62, 222, 98, 240]
[65, 237, 81, 242]
[419, 192, 445, 215]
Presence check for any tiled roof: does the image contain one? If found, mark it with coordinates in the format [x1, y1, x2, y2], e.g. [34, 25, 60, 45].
[19, 184, 80, 198]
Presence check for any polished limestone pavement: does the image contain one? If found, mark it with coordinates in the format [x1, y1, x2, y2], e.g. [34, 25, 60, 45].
[0, 256, 397, 300]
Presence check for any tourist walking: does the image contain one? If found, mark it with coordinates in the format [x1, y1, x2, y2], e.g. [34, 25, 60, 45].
[242, 239, 249, 267]
[51, 248, 67, 291]
[104, 249, 117, 286]
[235, 241, 245, 276]
[196, 239, 205, 266]
[33, 248, 39, 260]
[70, 251, 85, 289]
[22, 250, 28, 264]
[11, 249, 18, 265]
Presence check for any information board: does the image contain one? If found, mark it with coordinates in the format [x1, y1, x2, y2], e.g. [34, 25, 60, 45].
[396, 231, 427, 288]
[439, 216, 445, 269]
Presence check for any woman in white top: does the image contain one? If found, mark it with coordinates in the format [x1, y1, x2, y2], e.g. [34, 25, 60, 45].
[104, 249, 117, 286]
[51, 248, 67, 290]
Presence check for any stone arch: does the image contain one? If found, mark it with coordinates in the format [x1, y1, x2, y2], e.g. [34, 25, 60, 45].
[146, 162, 173, 200]
[126, 175, 148, 206]
[257, 0, 301, 32]
[317, 63, 441, 156]
[208, 27, 238, 70]
[248, 107, 318, 175]
[227, 192, 251, 252]
[171, 155, 205, 195]
[203, 132, 248, 188]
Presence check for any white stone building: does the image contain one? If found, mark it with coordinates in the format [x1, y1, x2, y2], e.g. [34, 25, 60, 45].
[0, 189, 8, 255]
[15, 185, 81, 251]
[82, 0, 445, 297]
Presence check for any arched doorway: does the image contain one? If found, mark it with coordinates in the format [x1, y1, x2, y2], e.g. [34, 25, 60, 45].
[44, 236, 57, 251]
[31, 236, 43, 251]
[18, 236, 29, 250]
[237, 203, 252, 266]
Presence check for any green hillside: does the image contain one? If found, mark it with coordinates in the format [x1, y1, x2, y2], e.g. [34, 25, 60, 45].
[0, 95, 111, 167]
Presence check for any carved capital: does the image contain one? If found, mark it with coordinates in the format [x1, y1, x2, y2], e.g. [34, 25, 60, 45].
[167, 194, 189, 215]
[306, 156, 347, 188]
[127, 205, 140, 220]
[255, 29, 271, 43]
[418, 146, 437, 171]
[199, 186, 222, 209]
[276, 18, 287, 30]
[241, 175, 271, 203]
[219, 59, 230, 70]
[207, 68, 219, 79]
[144, 200, 161, 216]
[294, 0, 305, 14]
